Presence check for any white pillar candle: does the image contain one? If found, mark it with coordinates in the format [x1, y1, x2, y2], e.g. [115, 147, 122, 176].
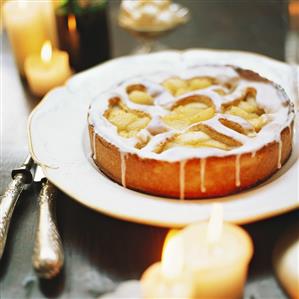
[38, 0, 58, 48]
[24, 41, 72, 97]
[181, 204, 253, 299]
[3, 0, 48, 75]
[141, 204, 254, 299]
[142, 231, 194, 299]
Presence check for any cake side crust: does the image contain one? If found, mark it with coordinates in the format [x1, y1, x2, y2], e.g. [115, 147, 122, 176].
[89, 123, 293, 199]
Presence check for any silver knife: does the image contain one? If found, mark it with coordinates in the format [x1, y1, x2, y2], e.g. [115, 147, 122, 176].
[0, 155, 34, 259]
[32, 165, 64, 279]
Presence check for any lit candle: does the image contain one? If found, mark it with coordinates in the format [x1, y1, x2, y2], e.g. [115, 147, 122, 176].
[289, 0, 299, 31]
[181, 204, 253, 299]
[24, 41, 72, 97]
[67, 14, 80, 67]
[3, 0, 48, 75]
[141, 230, 194, 298]
[141, 204, 253, 299]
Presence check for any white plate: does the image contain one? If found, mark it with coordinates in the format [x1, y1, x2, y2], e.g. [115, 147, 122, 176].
[28, 49, 299, 228]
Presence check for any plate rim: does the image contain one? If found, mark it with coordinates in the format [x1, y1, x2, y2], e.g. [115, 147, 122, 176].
[39, 167, 299, 228]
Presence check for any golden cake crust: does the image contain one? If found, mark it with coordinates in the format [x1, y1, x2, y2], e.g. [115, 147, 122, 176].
[88, 124, 293, 199]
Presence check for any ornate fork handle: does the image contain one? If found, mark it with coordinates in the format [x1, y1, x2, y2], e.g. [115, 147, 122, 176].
[0, 174, 26, 258]
[32, 181, 64, 278]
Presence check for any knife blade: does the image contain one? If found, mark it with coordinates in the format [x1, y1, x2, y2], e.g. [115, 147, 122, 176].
[32, 165, 64, 279]
[0, 155, 34, 259]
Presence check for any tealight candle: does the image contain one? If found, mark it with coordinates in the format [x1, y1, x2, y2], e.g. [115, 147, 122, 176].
[141, 204, 254, 299]
[181, 204, 253, 299]
[24, 41, 72, 97]
[141, 231, 194, 298]
[3, 0, 48, 75]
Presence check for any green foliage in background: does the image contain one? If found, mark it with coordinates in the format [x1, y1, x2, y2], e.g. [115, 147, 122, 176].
[56, 0, 107, 16]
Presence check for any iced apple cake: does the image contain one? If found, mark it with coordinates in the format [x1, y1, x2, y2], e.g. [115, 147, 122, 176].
[88, 65, 294, 199]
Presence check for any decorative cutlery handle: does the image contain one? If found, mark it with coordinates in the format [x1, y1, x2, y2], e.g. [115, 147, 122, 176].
[0, 174, 26, 259]
[32, 181, 64, 279]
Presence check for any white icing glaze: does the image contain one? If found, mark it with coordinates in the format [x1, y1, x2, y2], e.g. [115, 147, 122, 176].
[88, 65, 294, 163]
[235, 154, 241, 187]
[179, 160, 186, 200]
[200, 158, 206, 193]
[277, 139, 282, 169]
[120, 152, 127, 187]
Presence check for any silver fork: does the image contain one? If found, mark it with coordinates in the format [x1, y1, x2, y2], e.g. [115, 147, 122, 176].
[32, 165, 64, 279]
[0, 156, 63, 279]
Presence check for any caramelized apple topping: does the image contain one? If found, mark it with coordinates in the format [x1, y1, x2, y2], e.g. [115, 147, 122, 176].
[135, 135, 151, 149]
[162, 77, 214, 96]
[219, 118, 256, 137]
[104, 97, 151, 138]
[190, 124, 243, 147]
[103, 74, 269, 152]
[222, 90, 267, 132]
[126, 84, 146, 94]
[155, 122, 243, 154]
[162, 95, 215, 130]
[126, 84, 154, 105]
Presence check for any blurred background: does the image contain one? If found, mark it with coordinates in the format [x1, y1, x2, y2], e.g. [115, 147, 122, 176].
[1, 0, 298, 100]
[1, 0, 298, 71]
[112, 0, 288, 59]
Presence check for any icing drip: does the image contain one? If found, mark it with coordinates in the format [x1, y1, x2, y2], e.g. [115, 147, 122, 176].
[235, 155, 241, 187]
[179, 160, 186, 200]
[277, 139, 282, 169]
[251, 151, 256, 158]
[120, 152, 127, 187]
[93, 131, 97, 159]
[200, 158, 206, 193]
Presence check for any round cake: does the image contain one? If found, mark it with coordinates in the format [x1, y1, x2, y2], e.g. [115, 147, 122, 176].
[88, 65, 294, 199]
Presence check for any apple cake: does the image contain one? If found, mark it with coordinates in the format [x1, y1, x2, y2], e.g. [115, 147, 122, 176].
[88, 65, 294, 199]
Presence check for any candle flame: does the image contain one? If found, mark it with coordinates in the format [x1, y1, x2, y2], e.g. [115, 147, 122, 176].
[41, 41, 52, 63]
[161, 230, 184, 279]
[207, 203, 223, 245]
[68, 15, 77, 31]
